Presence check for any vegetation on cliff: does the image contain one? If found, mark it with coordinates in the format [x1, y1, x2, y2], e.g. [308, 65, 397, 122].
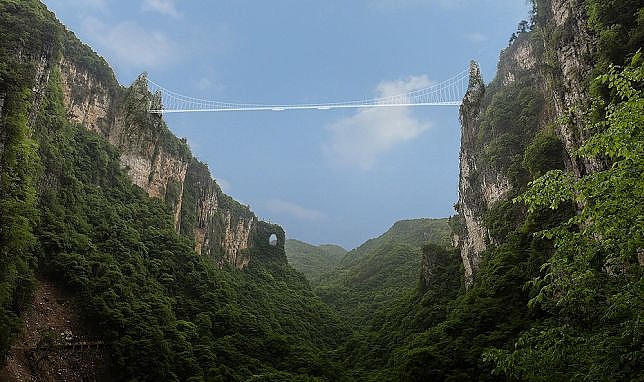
[1, 1, 346, 380]
[1, 0, 642, 381]
[487, 50, 644, 382]
[309, 219, 451, 326]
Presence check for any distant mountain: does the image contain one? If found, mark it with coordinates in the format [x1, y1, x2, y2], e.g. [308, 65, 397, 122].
[339, 218, 451, 268]
[285, 240, 347, 283]
[0, 2, 346, 380]
[313, 218, 452, 325]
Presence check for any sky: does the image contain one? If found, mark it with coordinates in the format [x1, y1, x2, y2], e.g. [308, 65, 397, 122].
[42, 0, 531, 250]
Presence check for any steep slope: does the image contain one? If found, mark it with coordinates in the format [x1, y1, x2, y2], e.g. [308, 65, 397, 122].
[0, 1, 347, 380]
[456, 0, 643, 287]
[340, 218, 451, 267]
[22, 10, 269, 269]
[456, 35, 552, 287]
[285, 239, 346, 284]
[361, 0, 643, 380]
[314, 218, 452, 325]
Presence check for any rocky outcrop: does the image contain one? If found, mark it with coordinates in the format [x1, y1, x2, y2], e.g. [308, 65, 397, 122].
[456, 36, 546, 287]
[20, 20, 284, 270]
[455, 1, 605, 286]
[26, 46, 55, 128]
[500, 40, 537, 86]
[59, 66, 191, 229]
[537, 0, 601, 175]
[456, 61, 487, 287]
[220, 213, 255, 268]
[58, 57, 114, 136]
[178, 159, 260, 267]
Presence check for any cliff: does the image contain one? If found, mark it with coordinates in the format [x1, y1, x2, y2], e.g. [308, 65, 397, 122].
[456, 32, 549, 286]
[455, 0, 592, 286]
[2, 1, 284, 269]
[1, 3, 347, 380]
[455, 0, 638, 286]
[455, 61, 487, 286]
[536, 0, 602, 176]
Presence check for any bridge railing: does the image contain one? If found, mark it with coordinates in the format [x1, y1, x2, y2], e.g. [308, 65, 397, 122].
[147, 67, 469, 114]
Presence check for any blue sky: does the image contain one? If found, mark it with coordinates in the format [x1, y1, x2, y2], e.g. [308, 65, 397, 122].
[43, 0, 531, 249]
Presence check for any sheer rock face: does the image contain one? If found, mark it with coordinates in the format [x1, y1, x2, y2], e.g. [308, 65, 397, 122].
[456, 61, 487, 287]
[456, 57, 527, 287]
[456, 37, 542, 287]
[193, 182, 219, 256]
[25, 42, 281, 269]
[179, 159, 258, 267]
[58, 57, 113, 135]
[58, 64, 192, 232]
[59, 67, 190, 204]
[219, 213, 256, 269]
[539, 0, 601, 175]
[455, 1, 600, 287]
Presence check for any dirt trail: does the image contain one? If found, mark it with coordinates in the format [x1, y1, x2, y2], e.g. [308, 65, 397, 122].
[0, 279, 111, 381]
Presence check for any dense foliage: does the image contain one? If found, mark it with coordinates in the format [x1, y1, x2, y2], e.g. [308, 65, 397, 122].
[285, 240, 346, 285]
[0, 1, 346, 380]
[1, 0, 642, 380]
[310, 219, 451, 327]
[338, 243, 464, 381]
[487, 50, 644, 382]
[0, 0, 52, 359]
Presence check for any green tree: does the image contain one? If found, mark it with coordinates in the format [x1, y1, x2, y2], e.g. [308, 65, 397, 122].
[486, 50, 644, 382]
[0, 81, 40, 357]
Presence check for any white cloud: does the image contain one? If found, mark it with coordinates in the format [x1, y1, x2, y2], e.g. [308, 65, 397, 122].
[141, 0, 180, 18]
[265, 199, 326, 221]
[196, 78, 212, 90]
[323, 75, 433, 170]
[81, 17, 179, 69]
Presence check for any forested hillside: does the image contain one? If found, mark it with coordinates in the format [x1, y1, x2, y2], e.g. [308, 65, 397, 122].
[284, 240, 346, 284]
[0, 1, 346, 380]
[309, 218, 451, 326]
[1, 0, 642, 381]
[351, 0, 643, 380]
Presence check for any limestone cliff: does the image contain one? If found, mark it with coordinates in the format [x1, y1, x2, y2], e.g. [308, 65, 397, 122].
[455, 61, 487, 286]
[455, 0, 609, 287]
[5, 2, 284, 269]
[456, 32, 552, 287]
[536, 0, 603, 175]
[178, 159, 282, 268]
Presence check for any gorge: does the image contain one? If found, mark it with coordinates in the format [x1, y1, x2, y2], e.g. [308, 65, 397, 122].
[1, 0, 642, 380]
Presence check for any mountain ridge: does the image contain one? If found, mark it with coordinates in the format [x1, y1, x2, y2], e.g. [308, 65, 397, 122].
[1, 0, 641, 380]
[0, 1, 346, 379]
[306, 218, 452, 327]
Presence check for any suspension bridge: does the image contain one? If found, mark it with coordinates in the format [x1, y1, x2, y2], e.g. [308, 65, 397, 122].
[147, 63, 474, 114]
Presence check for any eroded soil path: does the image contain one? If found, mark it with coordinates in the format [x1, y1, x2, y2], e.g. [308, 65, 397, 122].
[0, 279, 111, 381]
